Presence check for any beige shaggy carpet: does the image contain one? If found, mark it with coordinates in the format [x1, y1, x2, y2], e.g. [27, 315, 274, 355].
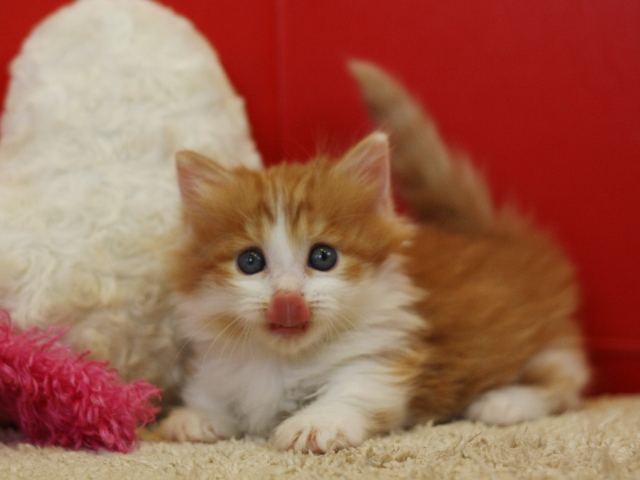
[0, 396, 638, 480]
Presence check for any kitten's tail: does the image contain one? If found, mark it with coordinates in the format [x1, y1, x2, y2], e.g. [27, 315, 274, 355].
[349, 60, 515, 234]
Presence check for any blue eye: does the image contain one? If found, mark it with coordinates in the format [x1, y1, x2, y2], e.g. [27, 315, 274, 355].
[308, 245, 338, 271]
[237, 249, 266, 275]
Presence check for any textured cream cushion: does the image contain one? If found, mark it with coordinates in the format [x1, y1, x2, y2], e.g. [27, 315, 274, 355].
[1, 396, 638, 479]
[0, 0, 261, 398]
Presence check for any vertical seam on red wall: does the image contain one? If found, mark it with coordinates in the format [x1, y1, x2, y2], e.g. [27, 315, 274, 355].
[273, 0, 288, 163]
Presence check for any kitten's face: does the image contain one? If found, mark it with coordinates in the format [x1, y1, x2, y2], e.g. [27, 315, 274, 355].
[174, 133, 412, 356]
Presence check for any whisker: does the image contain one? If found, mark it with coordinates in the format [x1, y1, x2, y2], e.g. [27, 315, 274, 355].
[166, 306, 245, 372]
[205, 314, 245, 367]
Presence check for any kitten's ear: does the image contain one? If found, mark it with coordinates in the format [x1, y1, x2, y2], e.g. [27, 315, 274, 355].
[175, 150, 229, 203]
[336, 132, 394, 214]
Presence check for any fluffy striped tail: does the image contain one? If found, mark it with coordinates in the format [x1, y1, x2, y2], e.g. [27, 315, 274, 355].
[349, 60, 508, 234]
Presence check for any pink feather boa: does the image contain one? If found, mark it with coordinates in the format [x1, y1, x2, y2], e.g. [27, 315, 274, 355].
[0, 313, 161, 452]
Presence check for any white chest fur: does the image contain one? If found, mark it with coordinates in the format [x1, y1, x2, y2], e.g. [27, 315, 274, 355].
[184, 343, 335, 436]
[176, 253, 425, 439]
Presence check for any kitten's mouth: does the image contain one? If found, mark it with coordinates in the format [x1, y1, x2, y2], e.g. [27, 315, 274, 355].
[267, 291, 311, 338]
[268, 322, 310, 337]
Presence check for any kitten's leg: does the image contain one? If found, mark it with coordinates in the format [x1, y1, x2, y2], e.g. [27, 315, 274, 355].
[159, 405, 237, 443]
[272, 359, 408, 453]
[159, 407, 219, 442]
[465, 347, 589, 425]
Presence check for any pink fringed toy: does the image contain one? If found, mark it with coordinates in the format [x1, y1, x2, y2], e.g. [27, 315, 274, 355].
[0, 312, 161, 452]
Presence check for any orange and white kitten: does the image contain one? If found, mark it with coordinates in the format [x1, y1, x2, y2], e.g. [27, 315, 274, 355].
[160, 62, 589, 452]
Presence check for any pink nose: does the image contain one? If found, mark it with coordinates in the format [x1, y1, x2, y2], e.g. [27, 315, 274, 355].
[267, 291, 310, 327]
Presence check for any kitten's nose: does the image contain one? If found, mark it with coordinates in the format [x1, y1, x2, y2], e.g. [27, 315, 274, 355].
[267, 291, 310, 327]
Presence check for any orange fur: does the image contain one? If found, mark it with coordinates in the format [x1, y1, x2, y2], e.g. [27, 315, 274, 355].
[349, 60, 588, 424]
[403, 223, 584, 421]
[172, 143, 586, 422]
[163, 64, 589, 451]
[172, 150, 412, 346]
[174, 160, 412, 291]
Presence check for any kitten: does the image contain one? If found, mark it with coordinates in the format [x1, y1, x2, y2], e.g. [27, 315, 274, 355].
[159, 62, 589, 452]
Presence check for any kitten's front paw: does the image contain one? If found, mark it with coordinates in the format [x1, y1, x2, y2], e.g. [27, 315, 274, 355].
[465, 385, 550, 426]
[272, 409, 366, 453]
[159, 408, 222, 443]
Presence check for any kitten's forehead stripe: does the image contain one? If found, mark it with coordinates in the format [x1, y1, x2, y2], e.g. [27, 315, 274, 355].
[263, 208, 307, 292]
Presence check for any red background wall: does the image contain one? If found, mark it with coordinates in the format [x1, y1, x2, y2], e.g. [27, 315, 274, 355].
[1, 1, 638, 394]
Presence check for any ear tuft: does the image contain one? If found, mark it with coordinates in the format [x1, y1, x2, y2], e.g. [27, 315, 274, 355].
[336, 132, 394, 214]
[175, 150, 228, 203]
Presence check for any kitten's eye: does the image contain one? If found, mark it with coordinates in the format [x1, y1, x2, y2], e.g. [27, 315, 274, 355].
[308, 245, 338, 271]
[237, 248, 266, 275]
